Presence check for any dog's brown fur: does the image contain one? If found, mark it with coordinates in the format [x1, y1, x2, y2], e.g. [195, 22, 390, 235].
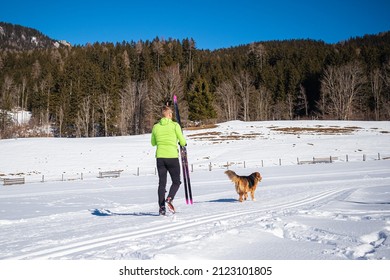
[225, 170, 262, 202]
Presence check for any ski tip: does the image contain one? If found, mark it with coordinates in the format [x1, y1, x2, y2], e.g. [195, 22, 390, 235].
[190, 200, 194, 205]
[173, 95, 177, 102]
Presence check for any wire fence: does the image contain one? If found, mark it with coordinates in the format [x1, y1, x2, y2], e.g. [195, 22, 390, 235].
[1, 152, 390, 186]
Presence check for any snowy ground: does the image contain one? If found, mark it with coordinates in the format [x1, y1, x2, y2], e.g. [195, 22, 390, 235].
[0, 120, 390, 260]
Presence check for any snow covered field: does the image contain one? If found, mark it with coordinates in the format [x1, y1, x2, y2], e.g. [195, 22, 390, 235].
[0, 120, 390, 261]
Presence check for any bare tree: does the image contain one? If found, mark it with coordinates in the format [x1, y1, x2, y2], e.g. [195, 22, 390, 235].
[0, 76, 15, 137]
[271, 102, 289, 120]
[78, 96, 91, 137]
[151, 64, 184, 118]
[215, 80, 238, 121]
[97, 94, 112, 136]
[75, 113, 82, 137]
[119, 81, 136, 135]
[381, 60, 390, 119]
[296, 84, 309, 117]
[57, 106, 64, 137]
[320, 61, 366, 120]
[370, 68, 383, 120]
[74, 97, 91, 138]
[286, 92, 295, 120]
[234, 71, 253, 121]
[134, 80, 149, 135]
[118, 79, 149, 135]
[21, 77, 28, 112]
[383, 60, 390, 88]
[1, 75, 15, 110]
[254, 86, 272, 121]
[91, 106, 97, 137]
[45, 74, 53, 134]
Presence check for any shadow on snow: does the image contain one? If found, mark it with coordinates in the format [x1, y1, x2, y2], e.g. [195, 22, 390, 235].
[90, 209, 159, 217]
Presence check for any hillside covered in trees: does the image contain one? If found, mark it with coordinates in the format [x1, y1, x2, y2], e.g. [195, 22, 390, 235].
[1, 22, 390, 138]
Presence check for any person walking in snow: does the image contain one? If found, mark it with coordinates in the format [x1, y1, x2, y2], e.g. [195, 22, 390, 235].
[151, 105, 186, 215]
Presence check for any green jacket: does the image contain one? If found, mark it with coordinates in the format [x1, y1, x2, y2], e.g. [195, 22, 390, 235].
[151, 117, 186, 158]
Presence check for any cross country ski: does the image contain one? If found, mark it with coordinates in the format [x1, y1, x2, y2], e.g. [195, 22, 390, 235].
[173, 95, 193, 205]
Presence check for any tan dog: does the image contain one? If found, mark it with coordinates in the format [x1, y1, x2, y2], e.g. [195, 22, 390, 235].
[225, 170, 262, 202]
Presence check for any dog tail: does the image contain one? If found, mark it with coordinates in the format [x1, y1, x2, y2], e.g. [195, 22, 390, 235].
[225, 170, 240, 183]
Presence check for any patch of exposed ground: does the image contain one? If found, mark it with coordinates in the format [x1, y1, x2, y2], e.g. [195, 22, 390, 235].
[270, 126, 362, 135]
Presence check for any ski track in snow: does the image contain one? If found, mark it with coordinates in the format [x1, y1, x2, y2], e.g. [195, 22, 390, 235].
[2, 165, 389, 260]
[4, 188, 345, 260]
[0, 165, 390, 259]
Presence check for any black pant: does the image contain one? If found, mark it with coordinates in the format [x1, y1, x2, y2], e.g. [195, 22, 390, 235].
[157, 158, 181, 207]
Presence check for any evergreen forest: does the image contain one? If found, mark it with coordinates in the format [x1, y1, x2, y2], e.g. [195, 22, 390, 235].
[1, 22, 390, 138]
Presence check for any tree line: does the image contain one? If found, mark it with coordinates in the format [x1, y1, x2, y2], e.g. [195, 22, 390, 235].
[1, 30, 390, 138]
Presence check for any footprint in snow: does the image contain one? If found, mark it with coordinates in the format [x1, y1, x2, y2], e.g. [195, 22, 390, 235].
[351, 231, 387, 259]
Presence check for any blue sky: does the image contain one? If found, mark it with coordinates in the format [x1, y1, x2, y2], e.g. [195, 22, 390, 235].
[1, 0, 389, 50]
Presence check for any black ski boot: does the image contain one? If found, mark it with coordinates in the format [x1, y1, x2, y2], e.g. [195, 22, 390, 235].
[159, 206, 166, 216]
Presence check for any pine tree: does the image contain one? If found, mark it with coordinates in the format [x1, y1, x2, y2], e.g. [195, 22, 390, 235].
[187, 78, 216, 122]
